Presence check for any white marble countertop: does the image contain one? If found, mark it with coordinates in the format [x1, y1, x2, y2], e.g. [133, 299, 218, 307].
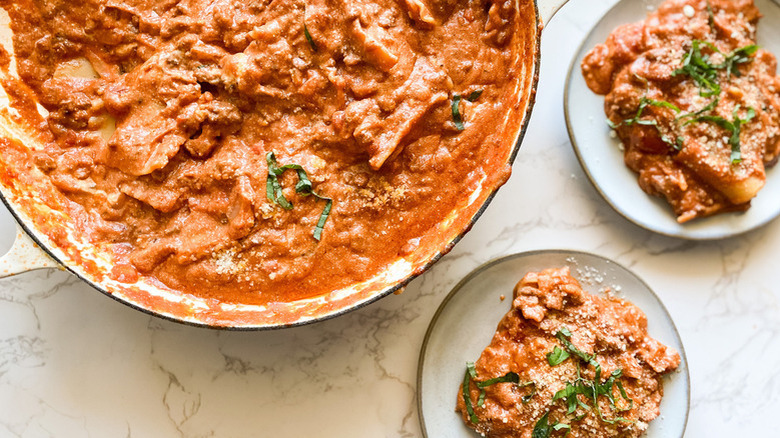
[1, 0, 778, 436]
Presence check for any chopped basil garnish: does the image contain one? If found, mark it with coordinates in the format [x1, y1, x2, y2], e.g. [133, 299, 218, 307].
[673, 40, 724, 97]
[451, 94, 465, 131]
[636, 98, 681, 116]
[466, 89, 484, 102]
[532, 412, 553, 438]
[476, 371, 520, 388]
[461, 362, 535, 424]
[552, 376, 593, 414]
[554, 328, 599, 369]
[611, 38, 758, 160]
[532, 412, 572, 438]
[462, 365, 479, 424]
[266, 153, 295, 210]
[672, 97, 721, 151]
[615, 380, 632, 411]
[619, 96, 680, 127]
[592, 368, 634, 424]
[520, 383, 538, 404]
[706, 0, 715, 31]
[546, 346, 570, 366]
[467, 361, 478, 378]
[693, 105, 756, 163]
[723, 45, 759, 77]
[614, 77, 755, 157]
[451, 90, 483, 131]
[546, 328, 635, 425]
[265, 151, 332, 241]
[609, 95, 684, 151]
[313, 198, 332, 241]
[679, 46, 715, 95]
[303, 7, 317, 52]
[673, 136, 685, 151]
[304, 23, 318, 52]
[673, 40, 759, 97]
[677, 97, 720, 123]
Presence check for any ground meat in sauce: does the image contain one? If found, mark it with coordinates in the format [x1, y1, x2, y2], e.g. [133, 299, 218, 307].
[456, 267, 680, 438]
[581, 0, 780, 223]
[0, 0, 531, 304]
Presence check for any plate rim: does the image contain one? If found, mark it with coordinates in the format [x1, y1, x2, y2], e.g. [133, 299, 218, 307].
[416, 248, 691, 437]
[563, 0, 780, 241]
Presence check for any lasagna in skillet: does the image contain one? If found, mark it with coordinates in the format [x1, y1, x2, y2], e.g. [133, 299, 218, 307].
[0, 0, 535, 305]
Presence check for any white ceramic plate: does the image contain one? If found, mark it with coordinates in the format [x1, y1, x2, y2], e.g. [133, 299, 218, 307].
[417, 250, 689, 437]
[564, 0, 780, 240]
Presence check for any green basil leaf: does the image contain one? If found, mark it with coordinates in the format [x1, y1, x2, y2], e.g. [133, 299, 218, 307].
[295, 168, 313, 194]
[265, 151, 332, 240]
[304, 23, 317, 52]
[466, 362, 478, 379]
[645, 98, 681, 113]
[462, 368, 479, 424]
[466, 89, 483, 102]
[674, 136, 685, 151]
[689, 105, 755, 164]
[532, 412, 553, 438]
[706, 0, 715, 30]
[452, 94, 465, 131]
[555, 329, 597, 367]
[548, 327, 637, 428]
[312, 197, 332, 241]
[621, 96, 678, 128]
[635, 119, 658, 126]
[673, 40, 721, 97]
[679, 97, 719, 123]
[520, 382, 537, 403]
[477, 389, 487, 408]
[266, 152, 294, 210]
[674, 39, 758, 96]
[615, 380, 634, 411]
[547, 346, 571, 366]
[722, 44, 759, 76]
[476, 372, 521, 388]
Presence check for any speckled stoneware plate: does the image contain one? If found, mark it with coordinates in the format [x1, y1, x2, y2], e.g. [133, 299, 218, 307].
[417, 250, 689, 437]
[564, 0, 780, 240]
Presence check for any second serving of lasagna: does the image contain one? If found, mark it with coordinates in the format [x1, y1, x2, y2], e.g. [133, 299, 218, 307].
[456, 267, 680, 437]
[581, 0, 780, 223]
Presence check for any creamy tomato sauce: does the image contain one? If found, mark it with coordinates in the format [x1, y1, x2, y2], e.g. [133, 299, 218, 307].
[0, 0, 533, 304]
[582, 0, 780, 223]
[456, 268, 680, 437]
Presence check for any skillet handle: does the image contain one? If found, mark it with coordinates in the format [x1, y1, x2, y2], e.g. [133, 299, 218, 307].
[537, 0, 569, 26]
[0, 225, 59, 278]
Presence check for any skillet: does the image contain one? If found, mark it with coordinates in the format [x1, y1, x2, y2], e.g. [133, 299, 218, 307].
[0, 0, 568, 329]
